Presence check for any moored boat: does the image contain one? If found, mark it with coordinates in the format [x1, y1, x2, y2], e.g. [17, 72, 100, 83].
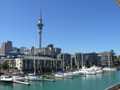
[103, 67, 117, 72]
[0, 75, 13, 83]
[89, 66, 103, 74]
[79, 66, 96, 75]
[54, 72, 73, 78]
[25, 74, 42, 81]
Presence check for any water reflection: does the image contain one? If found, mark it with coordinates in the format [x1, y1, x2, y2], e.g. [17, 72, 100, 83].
[0, 82, 15, 90]
[80, 74, 103, 80]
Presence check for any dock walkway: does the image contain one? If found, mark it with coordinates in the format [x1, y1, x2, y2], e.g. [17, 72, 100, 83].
[105, 83, 120, 90]
[13, 80, 30, 85]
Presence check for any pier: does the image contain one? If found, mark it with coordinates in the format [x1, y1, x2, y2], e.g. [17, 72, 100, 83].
[0, 75, 30, 85]
[105, 83, 120, 90]
[13, 80, 31, 85]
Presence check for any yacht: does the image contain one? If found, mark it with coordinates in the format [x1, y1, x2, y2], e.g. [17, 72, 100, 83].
[79, 53, 96, 75]
[103, 67, 116, 71]
[55, 53, 74, 78]
[85, 70, 96, 75]
[0, 75, 13, 82]
[25, 74, 42, 81]
[72, 70, 81, 75]
[0, 75, 30, 85]
[79, 66, 96, 75]
[54, 72, 73, 78]
[89, 66, 103, 74]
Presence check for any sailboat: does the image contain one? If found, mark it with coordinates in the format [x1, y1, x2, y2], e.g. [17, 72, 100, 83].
[72, 55, 81, 76]
[25, 47, 42, 81]
[89, 65, 103, 74]
[79, 53, 96, 75]
[54, 54, 73, 78]
[0, 75, 13, 83]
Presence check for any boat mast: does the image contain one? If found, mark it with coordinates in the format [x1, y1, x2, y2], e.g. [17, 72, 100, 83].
[77, 55, 80, 70]
[71, 56, 73, 71]
[81, 53, 84, 67]
[63, 54, 64, 72]
[33, 47, 36, 75]
[108, 53, 111, 68]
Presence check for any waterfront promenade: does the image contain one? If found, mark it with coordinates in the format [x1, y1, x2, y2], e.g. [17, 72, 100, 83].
[0, 71, 120, 90]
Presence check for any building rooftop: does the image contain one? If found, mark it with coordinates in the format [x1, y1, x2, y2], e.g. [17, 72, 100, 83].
[23, 55, 61, 61]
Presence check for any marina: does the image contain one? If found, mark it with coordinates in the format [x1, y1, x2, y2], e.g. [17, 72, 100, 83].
[0, 0, 120, 90]
[0, 71, 120, 90]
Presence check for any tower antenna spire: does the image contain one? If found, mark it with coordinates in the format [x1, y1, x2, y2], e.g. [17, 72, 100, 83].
[40, 9, 42, 18]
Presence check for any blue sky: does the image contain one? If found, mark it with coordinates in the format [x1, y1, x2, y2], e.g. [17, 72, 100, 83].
[0, 0, 120, 53]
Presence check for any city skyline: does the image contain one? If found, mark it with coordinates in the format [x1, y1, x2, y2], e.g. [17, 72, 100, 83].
[0, 0, 120, 54]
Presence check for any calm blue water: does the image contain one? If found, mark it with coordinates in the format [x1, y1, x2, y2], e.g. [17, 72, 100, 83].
[1, 71, 120, 90]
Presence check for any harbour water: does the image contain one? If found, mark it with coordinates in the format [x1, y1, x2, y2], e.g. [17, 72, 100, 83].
[1, 71, 120, 90]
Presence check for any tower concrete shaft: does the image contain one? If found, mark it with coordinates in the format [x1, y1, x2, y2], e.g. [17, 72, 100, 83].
[37, 15, 44, 48]
[39, 30, 42, 48]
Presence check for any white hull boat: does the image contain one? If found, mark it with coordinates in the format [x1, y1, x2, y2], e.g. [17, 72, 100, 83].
[89, 66, 103, 74]
[54, 72, 73, 78]
[79, 66, 96, 75]
[103, 67, 117, 71]
[0, 75, 13, 82]
[0, 75, 30, 85]
[72, 70, 81, 75]
[25, 74, 42, 81]
[25, 75, 41, 81]
[96, 69, 103, 74]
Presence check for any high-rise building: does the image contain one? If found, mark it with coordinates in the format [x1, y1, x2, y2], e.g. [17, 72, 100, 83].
[0, 41, 13, 56]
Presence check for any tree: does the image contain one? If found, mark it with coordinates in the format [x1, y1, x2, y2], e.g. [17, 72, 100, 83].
[2, 61, 9, 70]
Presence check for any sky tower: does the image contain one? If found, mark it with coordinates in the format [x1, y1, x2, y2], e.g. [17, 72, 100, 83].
[37, 13, 44, 48]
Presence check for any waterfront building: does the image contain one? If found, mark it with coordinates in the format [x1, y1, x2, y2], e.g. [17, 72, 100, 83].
[30, 44, 61, 58]
[98, 50, 115, 67]
[22, 55, 62, 74]
[15, 44, 62, 74]
[0, 56, 62, 74]
[57, 53, 71, 71]
[19, 47, 31, 55]
[83, 53, 100, 67]
[72, 53, 100, 68]
[14, 58, 23, 71]
[74, 53, 82, 69]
